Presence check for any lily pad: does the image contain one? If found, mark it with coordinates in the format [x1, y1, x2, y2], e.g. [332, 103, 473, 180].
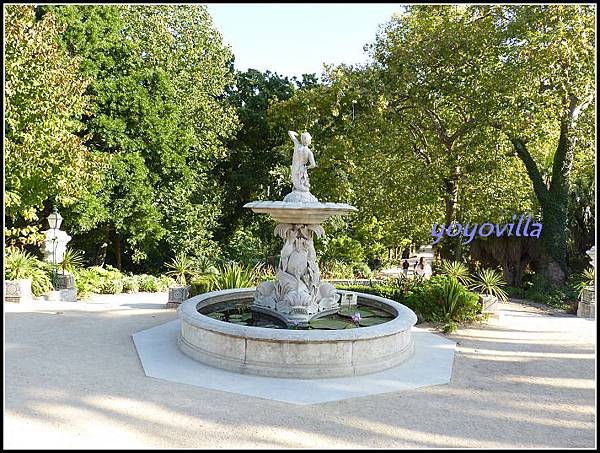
[235, 303, 251, 313]
[207, 312, 225, 320]
[309, 319, 355, 330]
[358, 307, 393, 318]
[358, 316, 391, 327]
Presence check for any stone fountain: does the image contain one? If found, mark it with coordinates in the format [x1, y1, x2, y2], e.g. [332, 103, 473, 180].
[244, 131, 357, 326]
[176, 130, 417, 378]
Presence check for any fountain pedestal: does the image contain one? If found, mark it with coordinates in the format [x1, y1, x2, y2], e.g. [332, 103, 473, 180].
[245, 198, 357, 326]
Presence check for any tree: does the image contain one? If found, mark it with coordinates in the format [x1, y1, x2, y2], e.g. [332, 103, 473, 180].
[215, 69, 297, 251]
[369, 5, 521, 259]
[489, 5, 595, 286]
[267, 64, 444, 258]
[45, 5, 238, 270]
[4, 5, 104, 246]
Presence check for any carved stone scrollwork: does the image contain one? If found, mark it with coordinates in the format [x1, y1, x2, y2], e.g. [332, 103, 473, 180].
[253, 222, 339, 325]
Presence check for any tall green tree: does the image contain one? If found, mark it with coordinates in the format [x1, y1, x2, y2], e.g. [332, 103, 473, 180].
[370, 5, 516, 259]
[4, 5, 104, 246]
[215, 69, 296, 250]
[489, 5, 595, 286]
[45, 5, 238, 269]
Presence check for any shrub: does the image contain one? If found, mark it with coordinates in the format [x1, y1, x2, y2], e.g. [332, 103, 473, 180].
[137, 274, 161, 292]
[30, 265, 54, 296]
[72, 265, 125, 298]
[122, 276, 140, 293]
[322, 235, 365, 265]
[158, 275, 175, 291]
[164, 253, 198, 285]
[4, 246, 53, 296]
[73, 268, 104, 298]
[508, 271, 578, 312]
[192, 255, 218, 275]
[210, 262, 260, 290]
[574, 267, 595, 297]
[100, 279, 124, 294]
[438, 260, 473, 286]
[352, 262, 373, 278]
[336, 274, 480, 326]
[471, 268, 509, 302]
[320, 260, 355, 279]
[189, 275, 213, 297]
[224, 228, 266, 265]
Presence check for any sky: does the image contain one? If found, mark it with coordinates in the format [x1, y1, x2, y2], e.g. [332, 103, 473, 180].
[205, 4, 404, 80]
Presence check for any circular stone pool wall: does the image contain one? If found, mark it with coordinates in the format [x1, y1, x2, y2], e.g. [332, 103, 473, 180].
[177, 287, 417, 379]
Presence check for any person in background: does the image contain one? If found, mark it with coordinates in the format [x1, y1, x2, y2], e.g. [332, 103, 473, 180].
[414, 257, 425, 278]
[423, 259, 433, 280]
[414, 257, 433, 280]
[402, 259, 410, 277]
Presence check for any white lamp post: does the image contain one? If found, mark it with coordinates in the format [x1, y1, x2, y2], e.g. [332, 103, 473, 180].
[47, 206, 63, 230]
[47, 207, 62, 289]
[40, 207, 76, 301]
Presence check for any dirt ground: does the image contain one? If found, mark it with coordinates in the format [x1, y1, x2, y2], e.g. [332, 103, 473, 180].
[4, 293, 596, 448]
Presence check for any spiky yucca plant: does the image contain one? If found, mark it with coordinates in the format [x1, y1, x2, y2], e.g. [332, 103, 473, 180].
[440, 276, 464, 320]
[575, 268, 595, 297]
[471, 268, 509, 302]
[210, 262, 261, 291]
[439, 260, 473, 286]
[59, 248, 85, 274]
[165, 254, 198, 286]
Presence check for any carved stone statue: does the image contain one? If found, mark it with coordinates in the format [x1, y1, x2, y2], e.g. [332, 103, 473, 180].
[288, 131, 315, 192]
[284, 131, 319, 203]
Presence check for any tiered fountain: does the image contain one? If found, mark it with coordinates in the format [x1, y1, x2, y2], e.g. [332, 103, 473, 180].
[177, 130, 417, 378]
[244, 131, 357, 327]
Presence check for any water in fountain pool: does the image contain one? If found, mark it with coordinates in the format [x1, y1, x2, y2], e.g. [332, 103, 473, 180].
[198, 299, 395, 330]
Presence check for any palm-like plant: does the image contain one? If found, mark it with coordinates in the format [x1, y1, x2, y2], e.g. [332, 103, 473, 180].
[4, 247, 53, 296]
[192, 255, 218, 276]
[575, 268, 595, 297]
[471, 268, 509, 302]
[210, 262, 260, 291]
[165, 254, 198, 286]
[440, 276, 464, 320]
[439, 260, 473, 286]
[59, 248, 85, 274]
[4, 247, 35, 280]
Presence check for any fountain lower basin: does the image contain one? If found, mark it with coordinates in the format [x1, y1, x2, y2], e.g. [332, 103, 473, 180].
[177, 287, 417, 379]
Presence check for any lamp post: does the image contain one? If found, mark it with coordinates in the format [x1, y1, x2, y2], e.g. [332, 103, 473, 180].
[47, 207, 63, 290]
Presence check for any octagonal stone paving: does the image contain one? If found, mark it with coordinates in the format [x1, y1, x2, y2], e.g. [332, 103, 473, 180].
[132, 320, 456, 405]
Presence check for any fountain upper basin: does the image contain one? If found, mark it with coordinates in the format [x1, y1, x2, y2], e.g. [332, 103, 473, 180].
[243, 200, 357, 224]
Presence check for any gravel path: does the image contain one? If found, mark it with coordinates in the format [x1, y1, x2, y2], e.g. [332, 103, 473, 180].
[4, 294, 596, 448]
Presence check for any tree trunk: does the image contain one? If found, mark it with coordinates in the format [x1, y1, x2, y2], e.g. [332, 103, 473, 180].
[115, 234, 122, 270]
[93, 224, 110, 267]
[441, 164, 460, 260]
[510, 122, 575, 288]
[455, 199, 465, 262]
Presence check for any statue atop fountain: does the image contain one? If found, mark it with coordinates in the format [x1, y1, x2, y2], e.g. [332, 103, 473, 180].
[244, 130, 357, 326]
[285, 131, 318, 202]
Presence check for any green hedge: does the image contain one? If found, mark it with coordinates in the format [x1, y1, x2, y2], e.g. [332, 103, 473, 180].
[335, 275, 481, 325]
